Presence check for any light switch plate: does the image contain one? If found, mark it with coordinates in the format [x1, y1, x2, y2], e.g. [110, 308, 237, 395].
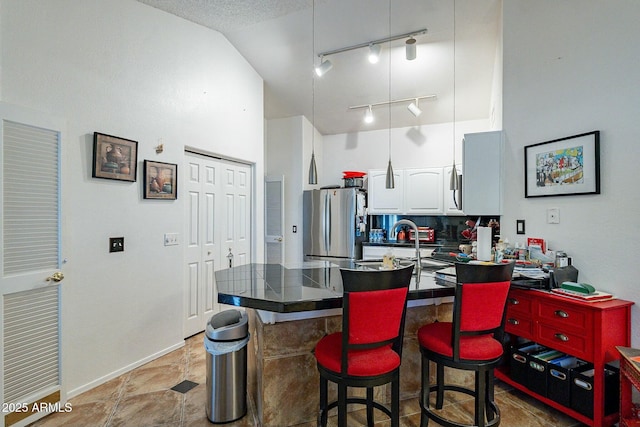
[164, 233, 179, 246]
[547, 208, 560, 224]
[516, 220, 525, 234]
[109, 237, 124, 253]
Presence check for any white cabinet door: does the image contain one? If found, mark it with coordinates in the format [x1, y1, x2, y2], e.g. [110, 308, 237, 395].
[368, 169, 404, 214]
[463, 131, 504, 215]
[443, 165, 464, 215]
[404, 168, 443, 214]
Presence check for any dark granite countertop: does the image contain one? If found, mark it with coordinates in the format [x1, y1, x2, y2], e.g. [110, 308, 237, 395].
[215, 262, 455, 313]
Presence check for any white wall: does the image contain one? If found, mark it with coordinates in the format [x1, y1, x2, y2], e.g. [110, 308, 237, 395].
[501, 0, 640, 345]
[0, 0, 264, 395]
[266, 115, 322, 264]
[322, 119, 490, 186]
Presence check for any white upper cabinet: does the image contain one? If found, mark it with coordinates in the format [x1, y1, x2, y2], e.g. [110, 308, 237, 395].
[368, 169, 404, 214]
[462, 131, 504, 215]
[404, 168, 443, 215]
[443, 164, 464, 216]
[368, 168, 443, 215]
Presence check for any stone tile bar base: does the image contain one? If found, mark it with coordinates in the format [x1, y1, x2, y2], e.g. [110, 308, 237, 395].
[246, 302, 478, 427]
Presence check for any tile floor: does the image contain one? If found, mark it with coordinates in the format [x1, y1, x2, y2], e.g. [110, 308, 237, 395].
[29, 333, 586, 427]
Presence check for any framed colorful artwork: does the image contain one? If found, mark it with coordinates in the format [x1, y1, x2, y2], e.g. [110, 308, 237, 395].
[524, 131, 600, 198]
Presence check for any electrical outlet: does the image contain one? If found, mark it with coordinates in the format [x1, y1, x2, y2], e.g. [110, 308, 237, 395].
[109, 237, 124, 253]
[164, 233, 179, 246]
[547, 208, 560, 224]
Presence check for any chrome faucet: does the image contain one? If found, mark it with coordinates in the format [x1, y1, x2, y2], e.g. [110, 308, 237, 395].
[391, 219, 421, 282]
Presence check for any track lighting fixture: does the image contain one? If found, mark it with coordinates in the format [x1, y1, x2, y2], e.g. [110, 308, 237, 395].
[368, 43, 381, 64]
[349, 95, 436, 123]
[407, 98, 422, 117]
[364, 105, 374, 123]
[314, 56, 333, 77]
[314, 28, 427, 76]
[405, 37, 417, 60]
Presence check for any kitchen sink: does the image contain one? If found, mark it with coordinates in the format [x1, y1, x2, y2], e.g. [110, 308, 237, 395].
[354, 257, 451, 274]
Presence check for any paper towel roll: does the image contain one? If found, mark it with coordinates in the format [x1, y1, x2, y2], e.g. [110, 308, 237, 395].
[477, 226, 492, 261]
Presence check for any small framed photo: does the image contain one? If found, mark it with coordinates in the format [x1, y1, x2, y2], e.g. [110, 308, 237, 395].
[92, 132, 138, 182]
[524, 131, 600, 198]
[143, 160, 177, 200]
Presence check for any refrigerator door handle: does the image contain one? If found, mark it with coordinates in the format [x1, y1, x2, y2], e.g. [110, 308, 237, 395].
[326, 194, 331, 251]
[322, 192, 329, 252]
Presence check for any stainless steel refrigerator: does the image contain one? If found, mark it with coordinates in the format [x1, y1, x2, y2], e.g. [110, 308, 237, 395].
[303, 188, 367, 262]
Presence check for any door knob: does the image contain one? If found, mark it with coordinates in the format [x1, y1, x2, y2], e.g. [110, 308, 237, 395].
[277, 236, 283, 242]
[46, 272, 64, 282]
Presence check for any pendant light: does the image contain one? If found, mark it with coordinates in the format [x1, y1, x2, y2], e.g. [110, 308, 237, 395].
[449, 0, 459, 192]
[309, 152, 318, 185]
[385, 0, 395, 189]
[308, 0, 318, 185]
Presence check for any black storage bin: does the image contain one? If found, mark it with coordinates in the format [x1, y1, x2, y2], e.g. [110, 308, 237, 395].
[570, 362, 619, 419]
[510, 342, 547, 386]
[547, 356, 589, 408]
[528, 349, 565, 397]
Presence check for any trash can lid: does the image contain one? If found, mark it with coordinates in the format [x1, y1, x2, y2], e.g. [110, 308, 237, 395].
[205, 309, 248, 341]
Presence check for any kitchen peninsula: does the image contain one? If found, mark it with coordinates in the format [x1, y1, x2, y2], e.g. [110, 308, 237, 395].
[216, 261, 455, 426]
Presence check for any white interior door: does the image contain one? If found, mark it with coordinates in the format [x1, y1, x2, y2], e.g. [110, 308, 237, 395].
[220, 161, 252, 269]
[184, 154, 219, 337]
[265, 176, 284, 264]
[1, 103, 65, 427]
[183, 154, 252, 338]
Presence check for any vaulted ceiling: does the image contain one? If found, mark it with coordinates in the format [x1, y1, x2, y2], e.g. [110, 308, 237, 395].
[136, 0, 501, 135]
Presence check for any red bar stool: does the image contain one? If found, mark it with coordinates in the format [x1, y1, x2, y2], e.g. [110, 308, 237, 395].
[417, 262, 514, 427]
[314, 264, 414, 427]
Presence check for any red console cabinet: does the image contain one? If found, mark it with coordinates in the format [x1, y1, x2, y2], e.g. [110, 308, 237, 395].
[496, 289, 633, 427]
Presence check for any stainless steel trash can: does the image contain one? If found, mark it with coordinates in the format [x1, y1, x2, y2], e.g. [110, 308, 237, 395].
[204, 309, 249, 423]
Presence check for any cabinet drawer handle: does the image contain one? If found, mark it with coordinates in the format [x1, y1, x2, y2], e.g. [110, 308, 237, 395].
[507, 318, 520, 325]
[508, 298, 519, 305]
[512, 354, 526, 364]
[554, 310, 569, 318]
[554, 333, 569, 342]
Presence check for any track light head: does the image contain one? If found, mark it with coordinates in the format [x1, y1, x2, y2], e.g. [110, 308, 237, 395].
[368, 43, 381, 64]
[314, 57, 333, 77]
[364, 105, 374, 124]
[405, 37, 417, 60]
[407, 99, 422, 117]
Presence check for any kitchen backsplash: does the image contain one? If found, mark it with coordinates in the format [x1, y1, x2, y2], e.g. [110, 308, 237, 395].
[369, 214, 500, 248]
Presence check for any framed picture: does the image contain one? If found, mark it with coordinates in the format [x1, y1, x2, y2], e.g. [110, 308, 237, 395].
[524, 131, 600, 198]
[143, 160, 177, 200]
[92, 132, 138, 182]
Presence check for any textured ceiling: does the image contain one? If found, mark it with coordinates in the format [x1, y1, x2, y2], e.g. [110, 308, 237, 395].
[136, 0, 314, 33]
[136, 0, 501, 135]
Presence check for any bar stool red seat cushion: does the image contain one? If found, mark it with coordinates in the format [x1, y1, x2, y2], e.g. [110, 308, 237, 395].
[417, 322, 503, 360]
[315, 333, 399, 376]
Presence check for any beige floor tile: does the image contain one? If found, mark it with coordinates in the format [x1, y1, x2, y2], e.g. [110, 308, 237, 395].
[70, 375, 128, 405]
[108, 390, 183, 427]
[28, 400, 115, 427]
[28, 332, 591, 427]
[123, 364, 186, 397]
